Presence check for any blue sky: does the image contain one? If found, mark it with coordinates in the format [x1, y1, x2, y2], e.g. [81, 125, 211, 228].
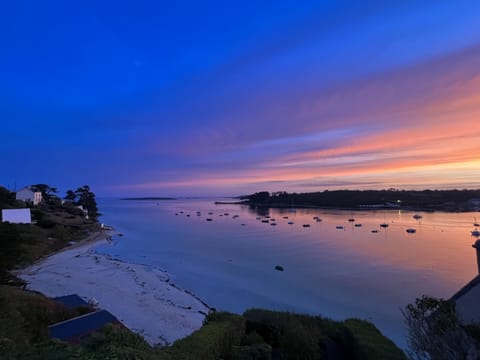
[2, 1, 480, 196]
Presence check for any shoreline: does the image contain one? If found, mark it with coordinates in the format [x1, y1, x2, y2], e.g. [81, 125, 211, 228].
[238, 202, 480, 213]
[15, 226, 211, 347]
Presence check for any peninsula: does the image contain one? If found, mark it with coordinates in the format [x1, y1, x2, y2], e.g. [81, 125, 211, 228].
[237, 189, 480, 212]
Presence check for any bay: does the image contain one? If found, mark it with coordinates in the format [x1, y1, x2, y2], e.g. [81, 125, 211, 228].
[96, 198, 479, 348]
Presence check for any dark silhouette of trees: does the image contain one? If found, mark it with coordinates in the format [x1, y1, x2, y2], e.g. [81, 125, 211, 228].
[240, 189, 480, 211]
[73, 185, 99, 221]
[30, 184, 61, 206]
[0, 186, 15, 207]
[64, 190, 76, 202]
[403, 296, 480, 359]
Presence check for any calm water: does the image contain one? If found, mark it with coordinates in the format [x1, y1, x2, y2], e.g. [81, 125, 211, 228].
[96, 198, 480, 348]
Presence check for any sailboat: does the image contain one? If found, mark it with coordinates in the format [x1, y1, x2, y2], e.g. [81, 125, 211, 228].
[473, 217, 479, 227]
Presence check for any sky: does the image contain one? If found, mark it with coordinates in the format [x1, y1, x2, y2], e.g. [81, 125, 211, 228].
[1, 1, 480, 197]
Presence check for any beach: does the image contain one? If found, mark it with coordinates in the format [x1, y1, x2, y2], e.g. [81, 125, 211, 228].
[16, 231, 210, 346]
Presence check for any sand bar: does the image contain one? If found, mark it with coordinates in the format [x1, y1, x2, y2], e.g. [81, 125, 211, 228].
[16, 234, 210, 346]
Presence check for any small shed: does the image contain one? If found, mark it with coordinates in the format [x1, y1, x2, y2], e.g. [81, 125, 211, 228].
[49, 310, 123, 343]
[1, 208, 32, 223]
[53, 294, 91, 309]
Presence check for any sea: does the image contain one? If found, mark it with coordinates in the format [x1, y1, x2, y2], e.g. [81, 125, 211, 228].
[95, 198, 480, 349]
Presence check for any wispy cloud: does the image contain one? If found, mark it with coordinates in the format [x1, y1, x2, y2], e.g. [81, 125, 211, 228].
[117, 45, 480, 195]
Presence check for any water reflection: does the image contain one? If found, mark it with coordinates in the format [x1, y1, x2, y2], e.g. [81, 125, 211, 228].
[98, 198, 479, 348]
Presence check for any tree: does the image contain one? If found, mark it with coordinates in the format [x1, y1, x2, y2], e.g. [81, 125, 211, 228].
[74, 185, 99, 221]
[64, 190, 77, 202]
[30, 184, 57, 197]
[403, 295, 480, 359]
[0, 186, 14, 207]
[30, 184, 60, 205]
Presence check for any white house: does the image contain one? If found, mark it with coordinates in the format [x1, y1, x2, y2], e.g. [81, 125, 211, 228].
[1, 208, 32, 224]
[16, 187, 42, 205]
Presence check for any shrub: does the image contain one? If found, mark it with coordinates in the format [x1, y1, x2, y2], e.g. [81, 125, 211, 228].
[344, 319, 405, 360]
[403, 295, 479, 359]
[164, 312, 246, 360]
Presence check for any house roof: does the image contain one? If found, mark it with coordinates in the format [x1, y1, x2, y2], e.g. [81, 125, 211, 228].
[53, 294, 90, 309]
[450, 275, 480, 324]
[16, 187, 34, 194]
[49, 310, 121, 342]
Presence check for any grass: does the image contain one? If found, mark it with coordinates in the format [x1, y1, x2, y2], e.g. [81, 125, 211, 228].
[0, 285, 93, 346]
[163, 312, 246, 359]
[344, 319, 406, 360]
[0, 204, 99, 285]
[0, 288, 407, 360]
[243, 309, 406, 360]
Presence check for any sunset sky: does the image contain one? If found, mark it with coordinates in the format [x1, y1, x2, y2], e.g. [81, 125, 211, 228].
[2, 1, 480, 196]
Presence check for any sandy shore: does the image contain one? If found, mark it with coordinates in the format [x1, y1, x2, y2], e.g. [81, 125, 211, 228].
[16, 232, 210, 346]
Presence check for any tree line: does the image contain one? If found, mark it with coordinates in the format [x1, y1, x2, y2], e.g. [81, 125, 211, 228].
[0, 184, 99, 221]
[240, 189, 480, 211]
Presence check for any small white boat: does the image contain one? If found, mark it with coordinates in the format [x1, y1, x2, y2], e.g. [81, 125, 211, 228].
[406, 228, 416, 234]
[413, 214, 422, 220]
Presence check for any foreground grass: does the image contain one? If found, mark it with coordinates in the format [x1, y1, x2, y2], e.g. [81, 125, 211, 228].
[0, 286, 405, 359]
[0, 285, 93, 347]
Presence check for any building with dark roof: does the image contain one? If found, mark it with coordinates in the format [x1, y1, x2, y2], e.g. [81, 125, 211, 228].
[450, 239, 480, 324]
[49, 310, 123, 343]
[53, 294, 90, 309]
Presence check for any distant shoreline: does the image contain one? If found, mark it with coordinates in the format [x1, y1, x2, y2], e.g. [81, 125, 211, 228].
[235, 202, 480, 213]
[237, 190, 480, 213]
[120, 197, 177, 201]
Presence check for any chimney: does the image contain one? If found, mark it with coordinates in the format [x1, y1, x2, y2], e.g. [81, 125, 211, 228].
[472, 239, 480, 275]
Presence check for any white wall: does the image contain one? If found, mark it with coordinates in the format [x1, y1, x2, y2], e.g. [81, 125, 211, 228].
[1, 209, 32, 223]
[16, 188, 34, 202]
